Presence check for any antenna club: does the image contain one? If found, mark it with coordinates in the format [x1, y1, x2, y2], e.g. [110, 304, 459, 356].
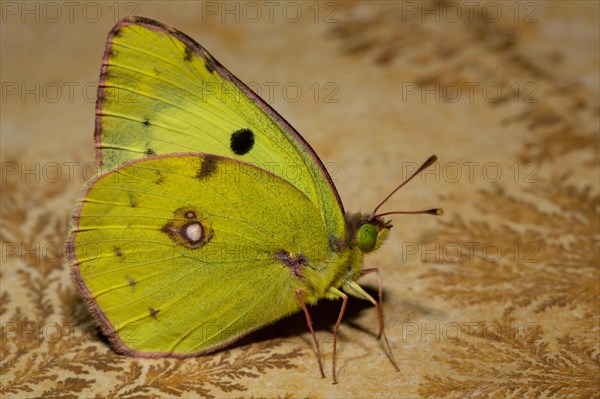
[424, 155, 438, 168]
[374, 208, 444, 218]
[431, 208, 444, 215]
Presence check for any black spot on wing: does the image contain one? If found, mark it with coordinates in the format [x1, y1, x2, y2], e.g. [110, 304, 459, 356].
[196, 157, 218, 180]
[230, 128, 255, 155]
[145, 148, 156, 156]
[142, 118, 151, 127]
[149, 307, 160, 318]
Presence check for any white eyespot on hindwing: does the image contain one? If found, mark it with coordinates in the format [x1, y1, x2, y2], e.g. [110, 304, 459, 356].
[183, 222, 203, 244]
[161, 207, 213, 250]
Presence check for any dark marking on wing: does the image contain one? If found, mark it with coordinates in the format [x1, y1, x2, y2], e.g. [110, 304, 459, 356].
[205, 60, 215, 74]
[196, 156, 218, 180]
[142, 118, 151, 128]
[154, 170, 165, 185]
[274, 250, 307, 277]
[126, 276, 136, 292]
[113, 246, 125, 261]
[128, 192, 139, 208]
[149, 307, 160, 318]
[184, 46, 194, 62]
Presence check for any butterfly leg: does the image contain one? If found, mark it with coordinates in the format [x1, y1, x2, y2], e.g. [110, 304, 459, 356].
[360, 268, 399, 371]
[295, 289, 325, 378]
[343, 277, 400, 372]
[327, 287, 348, 384]
[361, 268, 384, 338]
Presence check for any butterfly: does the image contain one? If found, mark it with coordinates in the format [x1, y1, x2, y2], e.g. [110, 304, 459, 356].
[68, 16, 442, 383]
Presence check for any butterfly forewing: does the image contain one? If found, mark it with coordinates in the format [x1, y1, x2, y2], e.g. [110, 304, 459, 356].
[96, 17, 345, 240]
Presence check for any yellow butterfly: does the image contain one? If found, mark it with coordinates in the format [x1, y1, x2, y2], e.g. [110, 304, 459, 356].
[68, 16, 442, 383]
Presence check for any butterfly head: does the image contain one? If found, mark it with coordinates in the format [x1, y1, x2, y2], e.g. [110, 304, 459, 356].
[356, 216, 392, 253]
[351, 155, 444, 254]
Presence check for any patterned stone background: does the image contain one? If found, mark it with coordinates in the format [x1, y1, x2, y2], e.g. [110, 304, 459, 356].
[1, 1, 598, 398]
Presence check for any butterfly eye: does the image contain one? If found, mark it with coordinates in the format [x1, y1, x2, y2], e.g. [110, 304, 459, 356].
[357, 223, 378, 252]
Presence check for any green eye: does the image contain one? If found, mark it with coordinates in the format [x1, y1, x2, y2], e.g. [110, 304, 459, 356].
[357, 223, 378, 252]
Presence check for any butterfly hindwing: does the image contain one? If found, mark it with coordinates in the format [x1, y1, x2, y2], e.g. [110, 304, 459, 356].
[70, 154, 345, 355]
[96, 16, 345, 241]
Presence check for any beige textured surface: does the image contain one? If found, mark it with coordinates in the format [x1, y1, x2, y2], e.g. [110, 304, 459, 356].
[1, 1, 599, 397]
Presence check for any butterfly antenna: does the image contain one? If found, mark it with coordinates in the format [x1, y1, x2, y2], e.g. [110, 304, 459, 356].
[372, 155, 443, 217]
[374, 208, 444, 218]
